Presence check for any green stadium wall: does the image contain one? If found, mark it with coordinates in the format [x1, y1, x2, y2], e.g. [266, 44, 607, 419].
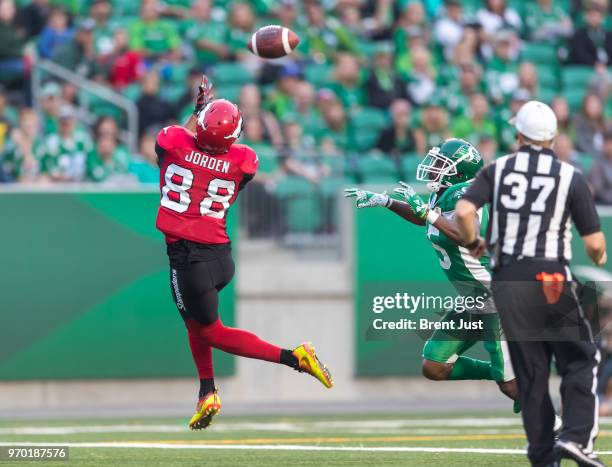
[0, 191, 236, 380]
[354, 206, 612, 377]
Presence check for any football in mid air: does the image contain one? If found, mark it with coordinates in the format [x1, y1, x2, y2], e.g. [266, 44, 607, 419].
[248, 25, 300, 59]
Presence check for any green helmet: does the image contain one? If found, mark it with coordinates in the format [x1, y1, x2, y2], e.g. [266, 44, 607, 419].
[416, 138, 483, 192]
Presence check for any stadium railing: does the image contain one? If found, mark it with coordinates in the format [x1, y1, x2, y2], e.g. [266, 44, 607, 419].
[31, 59, 139, 154]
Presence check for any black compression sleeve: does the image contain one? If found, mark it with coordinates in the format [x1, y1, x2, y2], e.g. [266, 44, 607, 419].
[570, 171, 601, 235]
[155, 141, 166, 168]
[461, 163, 494, 208]
[238, 173, 254, 191]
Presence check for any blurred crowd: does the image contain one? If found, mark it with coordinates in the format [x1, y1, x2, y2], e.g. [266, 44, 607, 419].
[0, 0, 611, 203]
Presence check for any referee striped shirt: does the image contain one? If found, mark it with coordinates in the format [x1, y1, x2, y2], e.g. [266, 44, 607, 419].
[462, 145, 601, 263]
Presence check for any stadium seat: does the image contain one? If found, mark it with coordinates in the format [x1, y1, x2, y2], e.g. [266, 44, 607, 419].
[400, 154, 421, 181]
[250, 144, 279, 174]
[564, 87, 588, 111]
[522, 43, 558, 65]
[353, 132, 379, 152]
[211, 62, 254, 86]
[507, 0, 527, 14]
[351, 107, 388, 131]
[111, 0, 140, 17]
[351, 108, 388, 151]
[304, 64, 333, 87]
[121, 83, 142, 102]
[166, 63, 191, 84]
[460, 0, 482, 14]
[322, 155, 347, 178]
[536, 65, 559, 90]
[538, 87, 557, 105]
[214, 85, 242, 102]
[358, 154, 398, 184]
[159, 84, 186, 103]
[561, 66, 595, 88]
[578, 153, 594, 173]
[275, 176, 322, 233]
[80, 90, 124, 122]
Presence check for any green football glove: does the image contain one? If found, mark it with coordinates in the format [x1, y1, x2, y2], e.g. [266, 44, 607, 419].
[393, 181, 429, 220]
[344, 188, 391, 209]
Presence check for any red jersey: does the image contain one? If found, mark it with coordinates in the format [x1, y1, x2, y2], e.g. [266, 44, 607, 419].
[155, 125, 258, 244]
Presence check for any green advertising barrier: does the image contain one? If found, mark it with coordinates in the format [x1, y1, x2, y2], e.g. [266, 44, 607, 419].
[0, 189, 235, 380]
[354, 204, 612, 377]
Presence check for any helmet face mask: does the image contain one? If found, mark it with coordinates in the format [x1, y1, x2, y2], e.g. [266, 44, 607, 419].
[416, 139, 483, 192]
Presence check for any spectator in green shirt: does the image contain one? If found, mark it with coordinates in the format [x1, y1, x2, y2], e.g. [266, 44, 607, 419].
[225, 1, 255, 59]
[524, 0, 573, 43]
[90, 0, 116, 56]
[0, 86, 17, 129]
[86, 134, 129, 182]
[496, 88, 529, 152]
[184, 0, 230, 66]
[288, 81, 322, 137]
[0, 0, 27, 88]
[128, 132, 159, 184]
[273, 0, 309, 58]
[451, 93, 497, 146]
[128, 0, 181, 60]
[484, 29, 520, 104]
[1, 108, 40, 182]
[52, 18, 96, 75]
[265, 64, 303, 121]
[405, 46, 437, 107]
[303, 0, 357, 62]
[315, 91, 351, 154]
[419, 100, 450, 149]
[328, 53, 365, 110]
[442, 63, 484, 117]
[39, 81, 62, 135]
[38, 105, 93, 182]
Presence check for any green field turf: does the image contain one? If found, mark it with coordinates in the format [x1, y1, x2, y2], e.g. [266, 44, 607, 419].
[1, 412, 610, 466]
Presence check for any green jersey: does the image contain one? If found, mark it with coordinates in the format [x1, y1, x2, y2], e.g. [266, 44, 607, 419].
[425, 182, 492, 305]
[38, 130, 93, 181]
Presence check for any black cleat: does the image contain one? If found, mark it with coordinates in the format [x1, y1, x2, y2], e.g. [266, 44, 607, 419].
[555, 440, 606, 467]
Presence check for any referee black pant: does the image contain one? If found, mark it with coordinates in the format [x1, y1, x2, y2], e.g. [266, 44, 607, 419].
[491, 258, 600, 467]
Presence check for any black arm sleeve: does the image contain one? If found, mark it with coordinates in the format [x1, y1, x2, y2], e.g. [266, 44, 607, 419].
[155, 141, 166, 169]
[569, 171, 601, 235]
[238, 173, 254, 191]
[461, 163, 495, 208]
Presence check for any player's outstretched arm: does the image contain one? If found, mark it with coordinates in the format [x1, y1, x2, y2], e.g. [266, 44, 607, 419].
[185, 75, 214, 133]
[344, 187, 426, 226]
[392, 181, 481, 240]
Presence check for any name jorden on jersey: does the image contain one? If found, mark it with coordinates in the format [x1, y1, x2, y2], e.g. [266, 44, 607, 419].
[184, 150, 230, 174]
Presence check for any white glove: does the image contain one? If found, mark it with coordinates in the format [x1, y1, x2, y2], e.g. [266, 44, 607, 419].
[344, 188, 391, 208]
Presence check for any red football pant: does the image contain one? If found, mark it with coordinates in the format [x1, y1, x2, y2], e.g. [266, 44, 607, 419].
[186, 319, 282, 378]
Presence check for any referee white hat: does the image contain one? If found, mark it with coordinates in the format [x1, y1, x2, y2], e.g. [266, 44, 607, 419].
[510, 100, 558, 141]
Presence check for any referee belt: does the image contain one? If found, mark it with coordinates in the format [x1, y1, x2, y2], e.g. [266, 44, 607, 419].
[496, 254, 568, 268]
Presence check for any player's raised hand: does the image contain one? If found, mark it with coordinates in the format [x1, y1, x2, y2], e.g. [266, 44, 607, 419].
[194, 74, 214, 116]
[344, 188, 390, 209]
[393, 181, 428, 219]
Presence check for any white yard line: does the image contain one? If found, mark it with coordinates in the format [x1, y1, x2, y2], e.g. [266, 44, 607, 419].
[2, 417, 612, 435]
[3, 441, 612, 456]
[0, 442, 528, 454]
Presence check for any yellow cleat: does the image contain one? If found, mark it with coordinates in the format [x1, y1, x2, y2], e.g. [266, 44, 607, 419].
[188, 390, 221, 430]
[293, 342, 334, 388]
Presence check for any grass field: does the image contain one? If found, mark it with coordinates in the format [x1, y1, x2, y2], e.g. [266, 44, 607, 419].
[1, 412, 612, 466]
